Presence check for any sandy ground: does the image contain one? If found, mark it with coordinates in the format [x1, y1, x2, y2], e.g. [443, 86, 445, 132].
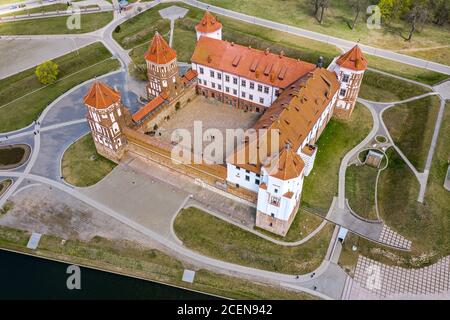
[0, 184, 154, 244]
[157, 96, 260, 163]
[0, 38, 95, 79]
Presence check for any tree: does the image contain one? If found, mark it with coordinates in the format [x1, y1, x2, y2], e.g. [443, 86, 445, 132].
[430, 0, 450, 26]
[405, 0, 430, 41]
[348, 0, 370, 29]
[378, 0, 403, 25]
[310, 0, 320, 16]
[35, 61, 59, 85]
[317, 0, 331, 24]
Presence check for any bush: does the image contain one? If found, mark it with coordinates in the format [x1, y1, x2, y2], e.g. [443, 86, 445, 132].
[175, 102, 181, 111]
[114, 25, 121, 33]
[35, 60, 59, 85]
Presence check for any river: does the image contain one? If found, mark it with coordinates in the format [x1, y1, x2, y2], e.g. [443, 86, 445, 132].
[0, 249, 217, 300]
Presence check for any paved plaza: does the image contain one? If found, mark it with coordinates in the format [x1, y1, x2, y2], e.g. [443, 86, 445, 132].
[343, 256, 450, 299]
[157, 96, 261, 163]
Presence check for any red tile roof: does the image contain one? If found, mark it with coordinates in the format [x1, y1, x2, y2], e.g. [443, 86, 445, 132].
[132, 94, 166, 122]
[83, 81, 121, 109]
[144, 32, 177, 64]
[182, 69, 198, 83]
[227, 68, 339, 173]
[191, 36, 316, 88]
[336, 45, 367, 71]
[195, 11, 222, 33]
[264, 146, 304, 181]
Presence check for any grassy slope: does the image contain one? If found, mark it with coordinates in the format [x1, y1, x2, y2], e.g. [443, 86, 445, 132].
[340, 103, 449, 272]
[0, 42, 120, 133]
[0, 11, 112, 35]
[301, 103, 373, 213]
[383, 96, 440, 171]
[61, 134, 117, 187]
[174, 207, 333, 274]
[346, 164, 378, 220]
[0, 225, 314, 299]
[201, 0, 450, 65]
[359, 70, 431, 102]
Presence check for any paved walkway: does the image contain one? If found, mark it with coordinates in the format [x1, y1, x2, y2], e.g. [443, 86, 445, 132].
[343, 255, 450, 299]
[158, 5, 189, 47]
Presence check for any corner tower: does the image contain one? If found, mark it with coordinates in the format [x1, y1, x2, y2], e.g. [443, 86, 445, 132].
[195, 11, 222, 41]
[144, 32, 182, 100]
[329, 45, 367, 119]
[83, 81, 128, 163]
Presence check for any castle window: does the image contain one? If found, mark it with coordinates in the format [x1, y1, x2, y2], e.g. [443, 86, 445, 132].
[241, 79, 246, 87]
[233, 77, 238, 85]
[275, 89, 280, 96]
[212, 82, 216, 89]
[203, 80, 207, 85]
[241, 91, 246, 98]
[264, 86, 269, 94]
[245, 175, 250, 181]
[218, 84, 222, 90]
[199, 67, 204, 74]
[255, 179, 260, 185]
[225, 75, 230, 82]
[250, 82, 255, 89]
[342, 74, 350, 83]
[249, 94, 253, 101]
[271, 214, 275, 218]
[270, 196, 280, 206]
[274, 188, 279, 193]
[217, 73, 222, 80]
[210, 70, 215, 78]
[257, 84, 263, 92]
[198, 79, 202, 84]
[339, 88, 347, 96]
[225, 86, 230, 93]
[233, 89, 237, 95]
[259, 97, 264, 104]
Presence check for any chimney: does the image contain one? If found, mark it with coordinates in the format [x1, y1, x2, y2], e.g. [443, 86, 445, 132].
[316, 56, 324, 68]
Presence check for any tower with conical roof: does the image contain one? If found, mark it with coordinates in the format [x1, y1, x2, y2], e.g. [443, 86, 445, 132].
[195, 11, 222, 41]
[144, 32, 182, 100]
[329, 45, 367, 119]
[255, 144, 305, 236]
[83, 80, 128, 162]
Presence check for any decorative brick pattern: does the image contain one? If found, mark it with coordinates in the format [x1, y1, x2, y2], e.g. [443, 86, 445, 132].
[344, 255, 450, 299]
[378, 225, 412, 250]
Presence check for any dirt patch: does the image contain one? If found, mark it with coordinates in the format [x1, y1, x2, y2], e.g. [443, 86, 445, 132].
[0, 144, 31, 169]
[0, 185, 156, 244]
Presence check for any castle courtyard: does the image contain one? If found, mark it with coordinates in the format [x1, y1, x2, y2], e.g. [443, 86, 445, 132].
[156, 95, 261, 163]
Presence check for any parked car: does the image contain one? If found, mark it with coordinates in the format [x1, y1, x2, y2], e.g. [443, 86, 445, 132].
[9, 5, 18, 10]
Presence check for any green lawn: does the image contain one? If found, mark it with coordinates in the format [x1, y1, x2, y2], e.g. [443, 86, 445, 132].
[255, 210, 324, 243]
[0, 11, 113, 35]
[174, 207, 333, 274]
[201, 0, 450, 65]
[346, 164, 379, 221]
[61, 134, 117, 187]
[0, 42, 120, 133]
[0, 225, 314, 299]
[301, 103, 373, 214]
[365, 54, 448, 86]
[383, 95, 441, 171]
[359, 70, 431, 102]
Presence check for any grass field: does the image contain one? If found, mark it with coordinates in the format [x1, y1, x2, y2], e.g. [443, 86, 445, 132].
[174, 207, 333, 275]
[0, 179, 12, 196]
[201, 0, 450, 65]
[383, 95, 441, 171]
[346, 164, 379, 221]
[0, 225, 314, 299]
[359, 70, 431, 102]
[301, 103, 373, 214]
[0, 42, 120, 133]
[0, 11, 112, 35]
[61, 134, 117, 187]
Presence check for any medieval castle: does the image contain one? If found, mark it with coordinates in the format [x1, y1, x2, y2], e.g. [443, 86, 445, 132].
[83, 11, 367, 236]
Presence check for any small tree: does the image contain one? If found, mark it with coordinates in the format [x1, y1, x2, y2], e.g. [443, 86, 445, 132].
[405, 0, 430, 41]
[378, 0, 403, 25]
[317, 0, 331, 24]
[348, 0, 369, 29]
[35, 61, 59, 85]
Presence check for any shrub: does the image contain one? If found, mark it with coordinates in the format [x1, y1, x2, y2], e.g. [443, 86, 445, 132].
[35, 60, 59, 85]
